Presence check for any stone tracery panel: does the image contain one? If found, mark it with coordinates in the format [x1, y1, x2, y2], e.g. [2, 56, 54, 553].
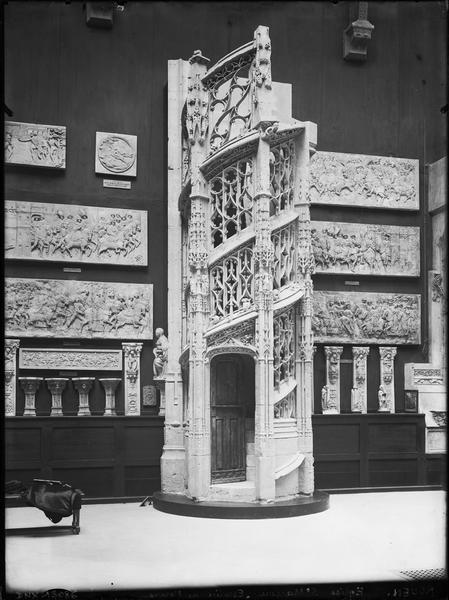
[311, 221, 420, 276]
[272, 223, 296, 290]
[210, 245, 254, 318]
[313, 291, 421, 344]
[5, 278, 152, 339]
[273, 308, 295, 388]
[5, 121, 66, 169]
[269, 140, 295, 216]
[209, 159, 253, 248]
[5, 201, 148, 266]
[309, 152, 419, 210]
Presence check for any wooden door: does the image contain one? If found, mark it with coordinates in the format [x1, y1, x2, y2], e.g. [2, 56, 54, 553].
[211, 356, 246, 483]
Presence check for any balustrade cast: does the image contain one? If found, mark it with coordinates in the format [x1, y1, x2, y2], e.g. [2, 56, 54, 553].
[72, 377, 95, 416]
[45, 378, 68, 416]
[19, 377, 42, 416]
[99, 378, 121, 416]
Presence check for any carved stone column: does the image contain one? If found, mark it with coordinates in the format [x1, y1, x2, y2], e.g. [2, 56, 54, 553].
[45, 378, 68, 416]
[5, 339, 20, 416]
[323, 346, 343, 414]
[99, 378, 120, 416]
[19, 377, 42, 417]
[72, 377, 94, 416]
[183, 50, 212, 501]
[294, 122, 317, 495]
[378, 347, 397, 413]
[253, 133, 276, 502]
[352, 346, 370, 413]
[122, 342, 143, 416]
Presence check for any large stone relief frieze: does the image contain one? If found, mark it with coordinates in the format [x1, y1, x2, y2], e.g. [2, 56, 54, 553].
[5, 121, 66, 169]
[19, 348, 123, 371]
[6, 278, 152, 340]
[309, 152, 419, 211]
[313, 291, 421, 344]
[311, 221, 420, 276]
[5, 201, 148, 266]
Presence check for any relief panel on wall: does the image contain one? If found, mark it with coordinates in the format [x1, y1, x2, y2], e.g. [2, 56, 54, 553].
[6, 278, 153, 340]
[309, 152, 419, 211]
[313, 291, 421, 345]
[5, 201, 148, 266]
[5, 121, 66, 169]
[19, 348, 123, 371]
[311, 222, 420, 276]
[95, 132, 137, 177]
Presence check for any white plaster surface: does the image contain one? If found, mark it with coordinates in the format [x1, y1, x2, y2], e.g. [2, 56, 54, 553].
[5, 491, 445, 592]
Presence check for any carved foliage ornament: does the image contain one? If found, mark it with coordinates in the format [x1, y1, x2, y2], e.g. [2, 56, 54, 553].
[19, 348, 122, 371]
[207, 320, 255, 348]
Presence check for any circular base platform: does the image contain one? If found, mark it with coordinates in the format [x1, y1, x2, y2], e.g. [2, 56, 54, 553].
[153, 490, 329, 519]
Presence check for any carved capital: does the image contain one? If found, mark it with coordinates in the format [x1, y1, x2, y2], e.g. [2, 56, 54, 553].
[19, 377, 42, 395]
[45, 378, 68, 394]
[72, 377, 94, 393]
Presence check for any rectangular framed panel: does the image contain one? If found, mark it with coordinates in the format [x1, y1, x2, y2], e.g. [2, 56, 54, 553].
[309, 152, 419, 210]
[368, 459, 418, 487]
[368, 423, 419, 453]
[19, 348, 122, 370]
[313, 291, 421, 344]
[311, 221, 420, 276]
[5, 121, 66, 169]
[5, 200, 148, 266]
[314, 460, 360, 489]
[6, 278, 153, 339]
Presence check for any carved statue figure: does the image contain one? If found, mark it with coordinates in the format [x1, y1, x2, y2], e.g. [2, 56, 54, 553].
[153, 328, 169, 377]
[378, 385, 388, 410]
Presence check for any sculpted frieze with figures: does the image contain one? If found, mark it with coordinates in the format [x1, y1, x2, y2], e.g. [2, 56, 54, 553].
[5, 201, 147, 266]
[5, 121, 66, 169]
[5, 278, 152, 340]
[313, 291, 421, 344]
[311, 221, 420, 276]
[309, 152, 419, 210]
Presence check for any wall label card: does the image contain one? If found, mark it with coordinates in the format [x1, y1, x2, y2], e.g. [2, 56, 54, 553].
[309, 152, 419, 210]
[311, 221, 420, 277]
[6, 278, 153, 340]
[313, 291, 421, 344]
[103, 179, 132, 189]
[95, 131, 137, 177]
[5, 200, 147, 266]
[5, 121, 66, 169]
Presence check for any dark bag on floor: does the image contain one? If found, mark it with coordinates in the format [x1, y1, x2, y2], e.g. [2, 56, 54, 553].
[23, 479, 80, 524]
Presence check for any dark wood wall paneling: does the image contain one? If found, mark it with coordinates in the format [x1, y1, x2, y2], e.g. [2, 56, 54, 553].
[4, 2, 447, 492]
[312, 414, 447, 489]
[5, 417, 164, 498]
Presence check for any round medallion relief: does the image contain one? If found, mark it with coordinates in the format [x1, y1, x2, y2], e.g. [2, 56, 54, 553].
[98, 136, 136, 173]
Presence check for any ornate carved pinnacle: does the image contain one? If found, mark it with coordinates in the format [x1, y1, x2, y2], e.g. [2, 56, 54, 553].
[189, 50, 210, 66]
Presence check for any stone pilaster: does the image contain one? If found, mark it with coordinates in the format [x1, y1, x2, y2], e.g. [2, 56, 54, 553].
[352, 346, 370, 413]
[185, 50, 211, 501]
[378, 346, 397, 413]
[45, 378, 68, 416]
[5, 339, 20, 416]
[323, 346, 343, 414]
[122, 342, 143, 416]
[19, 377, 42, 417]
[99, 378, 120, 416]
[72, 377, 94, 416]
[253, 134, 275, 502]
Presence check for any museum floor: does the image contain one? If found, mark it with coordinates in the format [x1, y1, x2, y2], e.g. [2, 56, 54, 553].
[5, 490, 446, 593]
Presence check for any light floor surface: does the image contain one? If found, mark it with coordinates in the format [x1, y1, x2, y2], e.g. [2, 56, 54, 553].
[5, 490, 446, 593]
